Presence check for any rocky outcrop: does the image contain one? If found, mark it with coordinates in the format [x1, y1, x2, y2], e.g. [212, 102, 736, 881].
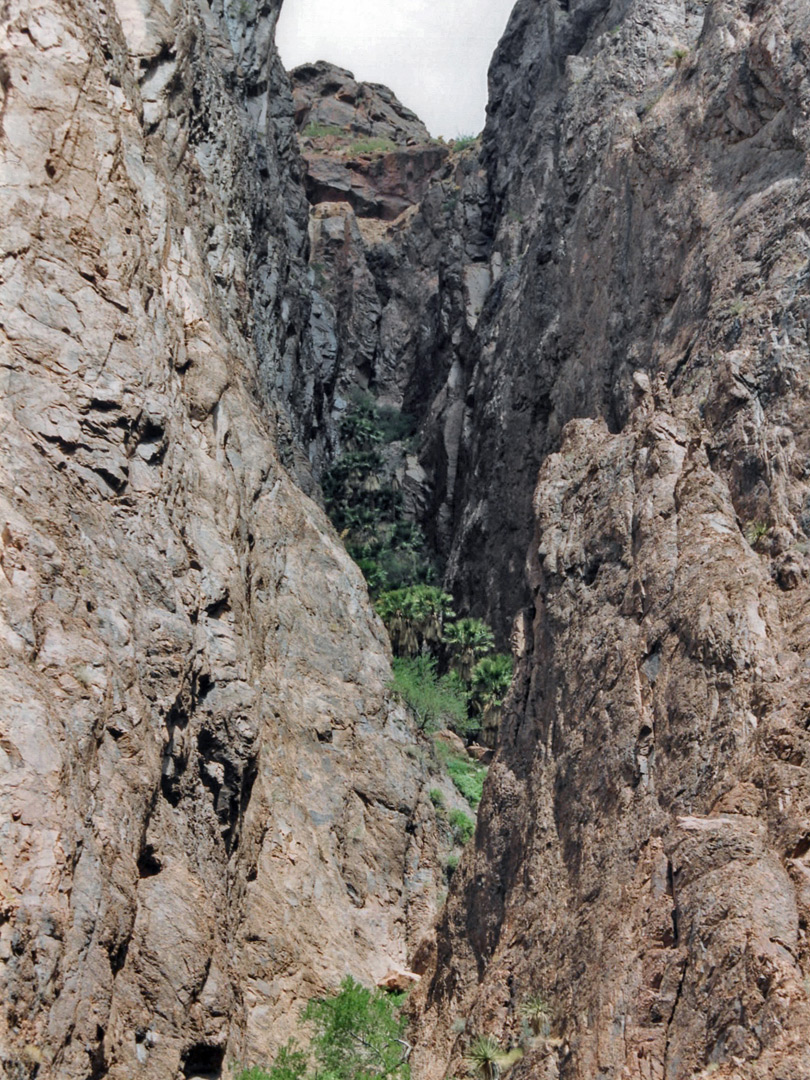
[5, 0, 810, 1077]
[0, 1, 445, 1077]
[291, 61, 432, 146]
[290, 65, 493, 552]
[291, 64, 448, 222]
[412, 1, 810, 1077]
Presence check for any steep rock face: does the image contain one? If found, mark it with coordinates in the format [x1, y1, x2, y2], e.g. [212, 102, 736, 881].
[413, 1, 810, 1077]
[290, 67, 494, 554]
[0, 1, 443, 1077]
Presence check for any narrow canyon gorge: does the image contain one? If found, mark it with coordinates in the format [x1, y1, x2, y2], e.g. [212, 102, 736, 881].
[1, 1, 810, 1078]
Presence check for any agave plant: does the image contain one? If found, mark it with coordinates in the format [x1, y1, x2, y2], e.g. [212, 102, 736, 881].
[518, 994, 550, 1037]
[466, 1035, 503, 1080]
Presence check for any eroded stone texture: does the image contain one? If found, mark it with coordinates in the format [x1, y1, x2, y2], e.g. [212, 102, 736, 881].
[0, 1, 443, 1077]
[415, 382, 810, 1079]
[412, 1, 810, 1077]
[419, 0, 810, 642]
[290, 67, 493, 545]
[291, 61, 432, 147]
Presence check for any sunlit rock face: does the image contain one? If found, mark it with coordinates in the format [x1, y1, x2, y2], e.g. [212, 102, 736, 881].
[0, 1, 446, 1076]
[410, 1, 810, 1078]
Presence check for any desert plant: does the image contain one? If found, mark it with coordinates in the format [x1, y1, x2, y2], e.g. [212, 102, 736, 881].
[375, 404, 418, 444]
[519, 995, 550, 1037]
[453, 134, 478, 151]
[435, 743, 488, 808]
[443, 618, 495, 682]
[466, 1036, 503, 1080]
[744, 520, 769, 548]
[323, 399, 437, 594]
[377, 586, 455, 657]
[449, 808, 475, 846]
[470, 654, 513, 714]
[429, 788, 446, 810]
[469, 653, 513, 742]
[302, 122, 346, 139]
[347, 137, 397, 156]
[237, 977, 411, 1080]
[303, 976, 411, 1080]
[391, 656, 468, 733]
[235, 1042, 308, 1080]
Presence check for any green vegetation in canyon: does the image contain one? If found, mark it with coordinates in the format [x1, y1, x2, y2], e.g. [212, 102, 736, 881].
[236, 977, 410, 1080]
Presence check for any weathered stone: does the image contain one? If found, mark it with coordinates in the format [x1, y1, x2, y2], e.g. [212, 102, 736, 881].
[292, 61, 431, 146]
[410, 2, 810, 1078]
[0, 2, 445, 1077]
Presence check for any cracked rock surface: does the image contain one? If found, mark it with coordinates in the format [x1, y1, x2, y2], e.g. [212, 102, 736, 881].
[0, 0, 444, 1076]
[411, 1, 810, 1077]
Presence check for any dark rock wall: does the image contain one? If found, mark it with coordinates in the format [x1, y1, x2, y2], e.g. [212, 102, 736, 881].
[412, 2, 810, 1078]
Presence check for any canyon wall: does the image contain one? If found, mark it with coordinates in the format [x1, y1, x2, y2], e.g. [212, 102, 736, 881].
[413, 1, 810, 1078]
[0, 2, 445, 1077]
[4, 0, 810, 1077]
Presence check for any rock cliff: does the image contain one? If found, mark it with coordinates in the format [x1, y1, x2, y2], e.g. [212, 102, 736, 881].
[0, 2, 445, 1077]
[412, 1, 810, 1078]
[4, 0, 810, 1077]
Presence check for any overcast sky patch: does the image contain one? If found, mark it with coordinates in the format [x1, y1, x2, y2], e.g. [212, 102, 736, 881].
[275, 0, 515, 139]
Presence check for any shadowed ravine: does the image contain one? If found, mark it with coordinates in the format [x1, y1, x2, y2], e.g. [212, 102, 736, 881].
[1, 1, 810, 1079]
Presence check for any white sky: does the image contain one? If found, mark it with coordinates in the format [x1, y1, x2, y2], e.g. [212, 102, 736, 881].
[275, 0, 516, 139]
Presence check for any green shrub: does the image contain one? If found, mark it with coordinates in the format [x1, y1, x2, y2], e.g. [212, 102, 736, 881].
[241, 978, 410, 1080]
[435, 743, 488, 808]
[302, 122, 346, 138]
[452, 134, 478, 151]
[347, 137, 397, 155]
[303, 976, 410, 1080]
[448, 808, 474, 845]
[446, 852, 460, 876]
[324, 398, 436, 595]
[429, 787, 446, 809]
[391, 656, 468, 733]
[234, 1042, 308, 1080]
[376, 404, 418, 444]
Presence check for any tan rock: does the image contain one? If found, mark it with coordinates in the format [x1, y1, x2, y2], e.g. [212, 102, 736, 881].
[433, 729, 468, 756]
[377, 970, 422, 993]
[0, 1, 445, 1077]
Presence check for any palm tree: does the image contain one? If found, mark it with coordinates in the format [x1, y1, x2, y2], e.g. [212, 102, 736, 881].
[375, 585, 455, 657]
[443, 618, 495, 682]
[470, 653, 513, 746]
